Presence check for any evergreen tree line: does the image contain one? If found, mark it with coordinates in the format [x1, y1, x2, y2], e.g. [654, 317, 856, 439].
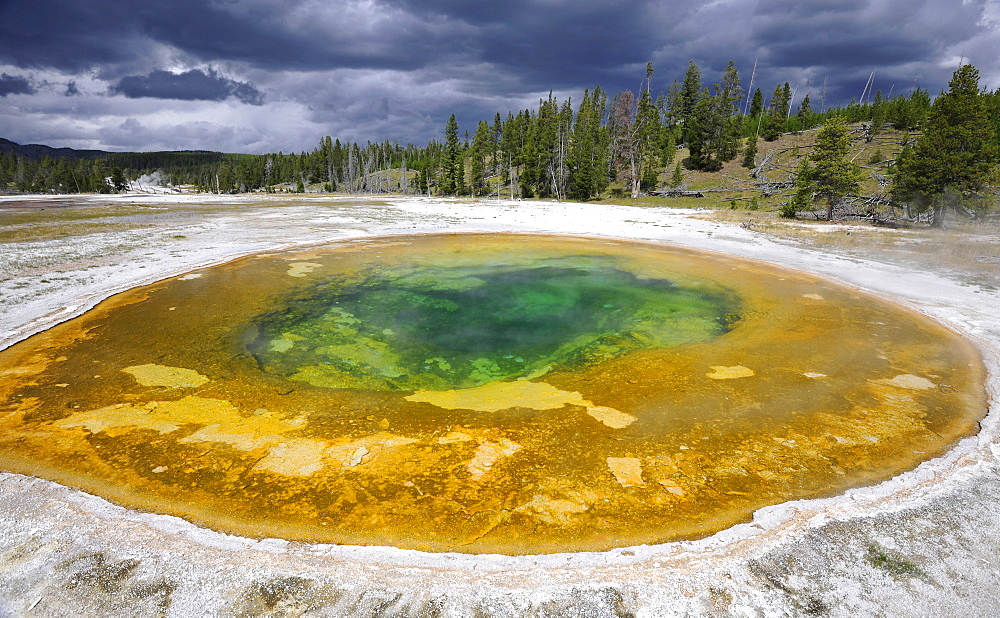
[428, 60, 943, 199]
[0, 140, 438, 195]
[1, 59, 998, 204]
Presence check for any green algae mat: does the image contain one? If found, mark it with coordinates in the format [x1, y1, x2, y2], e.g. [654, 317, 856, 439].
[0, 234, 987, 554]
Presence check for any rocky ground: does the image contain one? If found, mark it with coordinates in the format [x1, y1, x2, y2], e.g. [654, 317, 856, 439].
[0, 193, 998, 617]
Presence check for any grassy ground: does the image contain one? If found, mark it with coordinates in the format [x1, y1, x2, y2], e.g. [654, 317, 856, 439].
[0, 204, 170, 243]
[610, 122, 910, 210]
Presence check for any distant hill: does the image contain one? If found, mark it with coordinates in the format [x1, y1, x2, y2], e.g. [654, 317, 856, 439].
[0, 137, 220, 160]
[0, 137, 108, 160]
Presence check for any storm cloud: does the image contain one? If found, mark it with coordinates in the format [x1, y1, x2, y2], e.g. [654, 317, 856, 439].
[0, 73, 34, 97]
[0, 0, 998, 153]
[110, 69, 265, 105]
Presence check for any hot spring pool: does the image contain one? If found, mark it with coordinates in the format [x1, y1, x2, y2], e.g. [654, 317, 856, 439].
[0, 234, 986, 554]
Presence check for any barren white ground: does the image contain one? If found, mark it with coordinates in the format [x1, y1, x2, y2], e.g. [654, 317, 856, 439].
[0, 194, 997, 617]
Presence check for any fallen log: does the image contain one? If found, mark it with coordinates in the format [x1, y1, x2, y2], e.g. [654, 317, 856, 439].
[651, 189, 705, 198]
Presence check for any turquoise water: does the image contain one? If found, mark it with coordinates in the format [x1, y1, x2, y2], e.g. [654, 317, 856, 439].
[247, 258, 738, 391]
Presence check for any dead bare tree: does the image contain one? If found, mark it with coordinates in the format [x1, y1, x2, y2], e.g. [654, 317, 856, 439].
[609, 90, 642, 198]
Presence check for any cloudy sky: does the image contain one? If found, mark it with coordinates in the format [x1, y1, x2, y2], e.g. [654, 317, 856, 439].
[1, 0, 998, 154]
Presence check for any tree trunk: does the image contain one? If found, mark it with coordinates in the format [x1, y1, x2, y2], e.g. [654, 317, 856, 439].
[629, 154, 641, 198]
[931, 205, 945, 228]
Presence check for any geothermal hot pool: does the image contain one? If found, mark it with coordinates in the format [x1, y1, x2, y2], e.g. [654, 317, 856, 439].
[0, 234, 987, 554]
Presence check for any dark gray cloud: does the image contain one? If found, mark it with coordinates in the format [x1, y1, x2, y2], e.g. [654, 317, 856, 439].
[110, 68, 264, 105]
[0, 73, 34, 96]
[0, 1, 148, 72]
[0, 0, 997, 152]
[742, 0, 989, 102]
[0, 0, 472, 74]
[389, 0, 666, 88]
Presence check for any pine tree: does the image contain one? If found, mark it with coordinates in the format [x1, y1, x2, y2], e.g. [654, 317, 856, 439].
[782, 159, 814, 218]
[985, 88, 1000, 161]
[455, 156, 466, 195]
[718, 61, 744, 161]
[500, 110, 525, 197]
[670, 161, 684, 188]
[742, 137, 758, 169]
[892, 142, 914, 175]
[14, 155, 30, 193]
[909, 88, 932, 128]
[0, 152, 8, 190]
[442, 114, 462, 195]
[491, 113, 502, 165]
[332, 138, 344, 182]
[797, 95, 813, 129]
[110, 167, 128, 193]
[469, 120, 492, 195]
[794, 116, 862, 220]
[749, 87, 764, 117]
[678, 61, 703, 145]
[591, 88, 610, 196]
[568, 87, 610, 200]
[685, 62, 742, 171]
[416, 163, 430, 195]
[529, 92, 562, 198]
[636, 86, 663, 191]
[663, 79, 683, 128]
[866, 90, 885, 143]
[640, 161, 659, 192]
[568, 89, 595, 199]
[891, 64, 996, 226]
[686, 89, 716, 169]
[762, 83, 788, 141]
[659, 127, 676, 168]
[744, 87, 765, 138]
[89, 160, 111, 193]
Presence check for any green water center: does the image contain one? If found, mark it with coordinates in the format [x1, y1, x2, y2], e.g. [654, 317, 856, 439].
[247, 260, 738, 391]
